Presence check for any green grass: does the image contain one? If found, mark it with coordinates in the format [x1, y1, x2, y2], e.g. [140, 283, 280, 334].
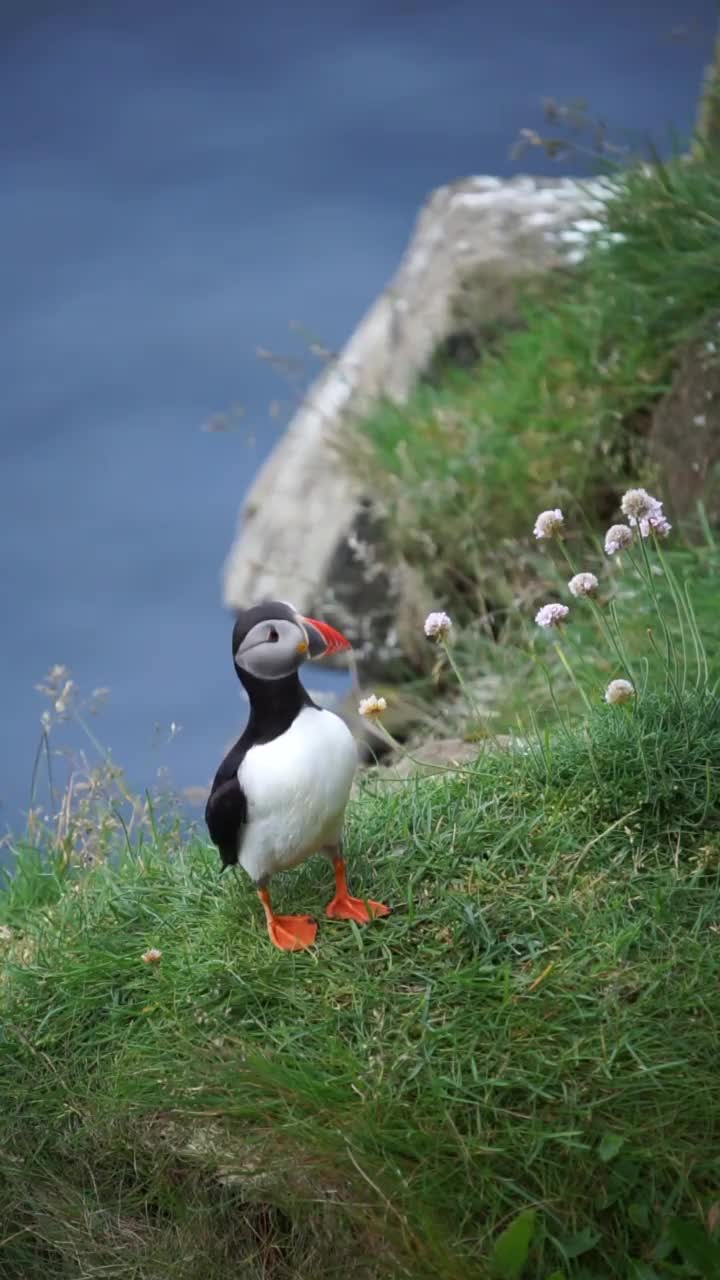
[347, 149, 720, 620]
[4, 132, 720, 1280]
[2, 681, 720, 1278]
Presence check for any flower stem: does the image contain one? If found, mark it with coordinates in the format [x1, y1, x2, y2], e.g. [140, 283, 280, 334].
[557, 539, 633, 681]
[654, 540, 706, 690]
[440, 640, 493, 740]
[553, 638, 593, 713]
[592, 596, 636, 685]
[631, 538, 679, 693]
[363, 716, 486, 779]
[72, 709, 137, 810]
[556, 540, 578, 577]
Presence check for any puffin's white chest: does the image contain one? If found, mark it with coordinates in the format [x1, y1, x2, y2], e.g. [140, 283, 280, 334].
[237, 705, 358, 883]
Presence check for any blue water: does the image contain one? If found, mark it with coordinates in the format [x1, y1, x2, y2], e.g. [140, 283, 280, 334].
[1, 0, 715, 833]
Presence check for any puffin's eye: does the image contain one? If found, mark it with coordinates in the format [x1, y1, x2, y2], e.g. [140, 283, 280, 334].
[267, 626, 279, 643]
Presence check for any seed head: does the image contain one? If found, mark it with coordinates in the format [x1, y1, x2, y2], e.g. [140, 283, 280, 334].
[53, 679, 76, 715]
[141, 948, 163, 965]
[604, 679, 635, 706]
[535, 602, 569, 628]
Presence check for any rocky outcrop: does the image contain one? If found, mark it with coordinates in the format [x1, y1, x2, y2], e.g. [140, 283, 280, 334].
[222, 174, 612, 666]
[648, 317, 720, 527]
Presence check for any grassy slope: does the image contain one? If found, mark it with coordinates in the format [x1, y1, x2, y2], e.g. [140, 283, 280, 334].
[1, 681, 720, 1279]
[348, 152, 720, 620]
[3, 153, 720, 1280]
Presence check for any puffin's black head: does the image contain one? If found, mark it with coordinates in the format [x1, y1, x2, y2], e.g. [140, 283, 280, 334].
[231, 600, 351, 682]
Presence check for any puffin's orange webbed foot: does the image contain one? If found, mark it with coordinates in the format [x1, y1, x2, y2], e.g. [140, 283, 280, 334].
[258, 889, 317, 951]
[325, 857, 390, 925]
[267, 913, 317, 951]
[326, 894, 390, 924]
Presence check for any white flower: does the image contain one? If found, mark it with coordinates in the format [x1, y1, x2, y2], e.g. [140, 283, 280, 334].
[141, 948, 163, 965]
[604, 523, 634, 556]
[40, 710, 52, 733]
[533, 508, 564, 540]
[620, 488, 663, 526]
[568, 572, 599, 598]
[604, 679, 635, 706]
[535, 603, 569, 628]
[639, 512, 672, 539]
[618, 489, 671, 540]
[424, 611, 452, 641]
[358, 694, 387, 718]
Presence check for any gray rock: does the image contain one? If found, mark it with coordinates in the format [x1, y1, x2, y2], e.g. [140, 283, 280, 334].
[222, 174, 612, 668]
[647, 317, 720, 527]
[381, 736, 483, 779]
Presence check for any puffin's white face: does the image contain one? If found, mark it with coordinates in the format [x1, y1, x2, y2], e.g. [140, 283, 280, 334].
[232, 603, 351, 682]
[234, 616, 308, 680]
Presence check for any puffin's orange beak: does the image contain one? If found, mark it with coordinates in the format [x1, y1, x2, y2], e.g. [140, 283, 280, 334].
[301, 616, 352, 659]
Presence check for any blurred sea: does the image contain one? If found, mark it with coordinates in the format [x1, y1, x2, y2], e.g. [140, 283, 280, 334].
[1, 0, 715, 840]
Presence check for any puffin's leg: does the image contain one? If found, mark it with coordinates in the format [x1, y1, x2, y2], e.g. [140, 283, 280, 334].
[257, 883, 317, 951]
[324, 844, 390, 924]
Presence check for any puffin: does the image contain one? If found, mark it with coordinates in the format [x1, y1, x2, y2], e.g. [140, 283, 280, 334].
[205, 600, 389, 951]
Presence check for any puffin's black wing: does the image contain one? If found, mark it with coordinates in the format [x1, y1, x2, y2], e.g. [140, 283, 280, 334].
[205, 744, 248, 870]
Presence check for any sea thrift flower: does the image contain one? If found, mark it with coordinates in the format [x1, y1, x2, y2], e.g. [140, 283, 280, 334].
[639, 512, 672, 539]
[620, 487, 662, 526]
[358, 694, 387, 718]
[604, 678, 635, 705]
[141, 948, 163, 965]
[535, 603, 569, 628]
[533, 508, 564, 540]
[424, 611, 452, 641]
[604, 524, 633, 556]
[568, 572, 599, 598]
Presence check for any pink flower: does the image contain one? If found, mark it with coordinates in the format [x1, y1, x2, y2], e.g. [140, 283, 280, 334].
[533, 508, 564, 540]
[621, 488, 663, 526]
[424, 611, 452, 641]
[618, 489, 671, 540]
[535, 603, 569, 628]
[639, 513, 672, 539]
[141, 948, 163, 965]
[604, 524, 633, 556]
[568, 572, 599, 598]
